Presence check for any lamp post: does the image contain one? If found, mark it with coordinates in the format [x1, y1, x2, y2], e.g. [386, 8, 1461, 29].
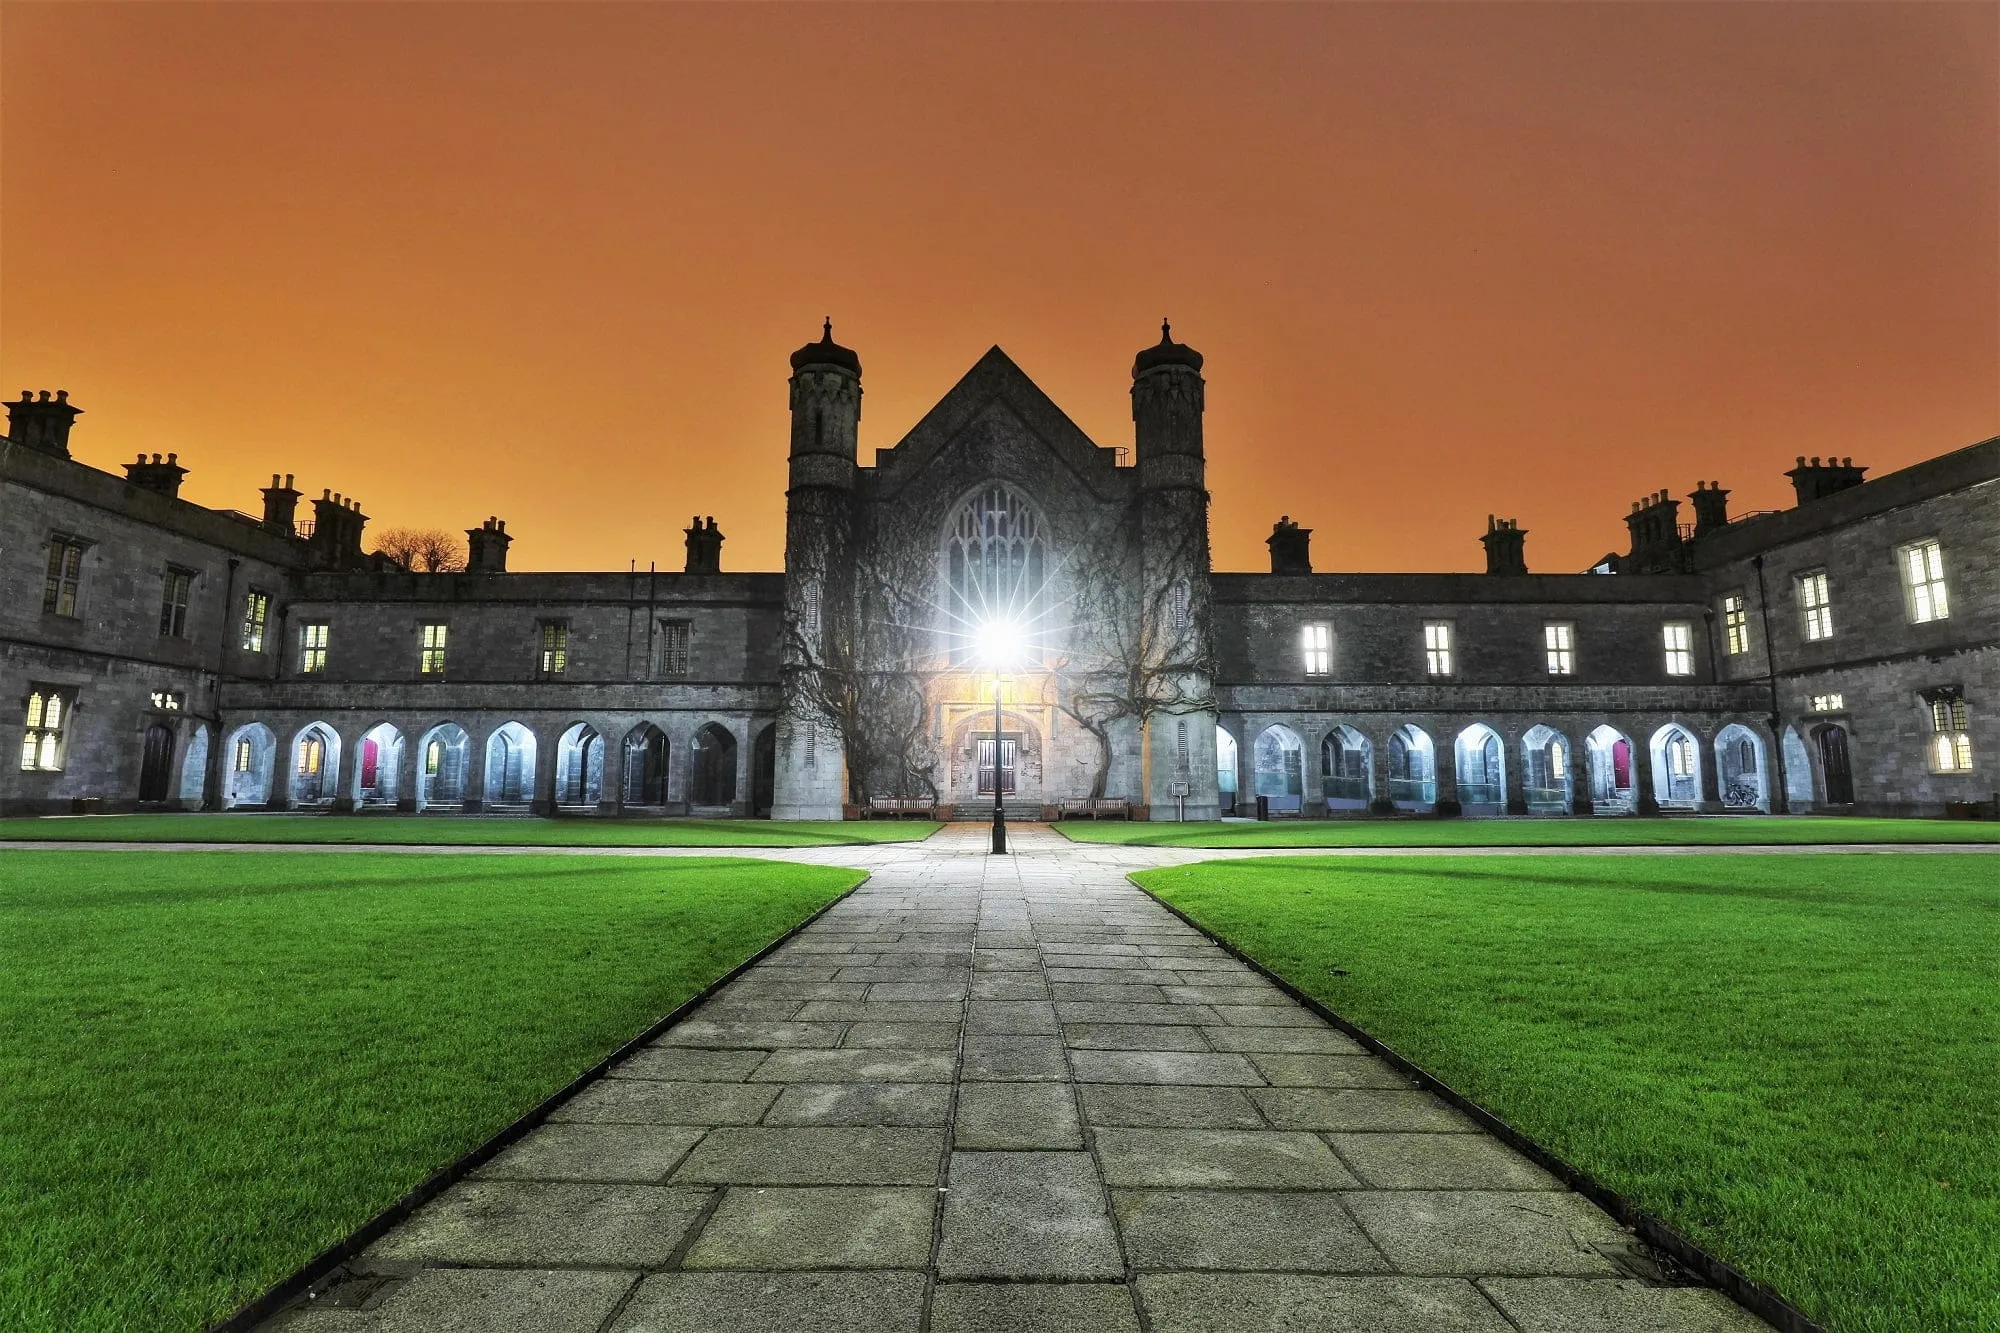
[976, 619, 1017, 855]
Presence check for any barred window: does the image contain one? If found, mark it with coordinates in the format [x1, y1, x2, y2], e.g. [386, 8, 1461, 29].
[1900, 540, 1949, 623]
[1544, 623, 1575, 675]
[1929, 696, 1972, 772]
[660, 619, 692, 677]
[539, 621, 569, 675]
[1797, 571, 1832, 641]
[43, 537, 87, 617]
[1721, 593, 1749, 655]
[21, 688, 71, 771]
[1169, 579, 1191, 635]
[1423, 622, 1452, 676]
[241, 591, 271, 652]
[419, 623, 448, 675]
[299, 623, 329, 674]
[1662, 622, 1694, 676]
[234, 737, 254, 772]
[159, 568, 194, 638]
[1301, 623, 1331, 676]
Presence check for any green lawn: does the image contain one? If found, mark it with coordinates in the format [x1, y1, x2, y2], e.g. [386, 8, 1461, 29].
[0, 813, 938, 846]
[1136, 854, 2000, 1333]
[1064, 814, 2000, 847]
[0, 851, 861, 1333]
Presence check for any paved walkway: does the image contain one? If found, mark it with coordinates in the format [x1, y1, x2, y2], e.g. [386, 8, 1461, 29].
[254, 824, 1770, 1333]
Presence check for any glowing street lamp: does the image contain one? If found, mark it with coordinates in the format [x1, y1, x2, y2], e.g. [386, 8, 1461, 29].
[977, 618, 1020, 854]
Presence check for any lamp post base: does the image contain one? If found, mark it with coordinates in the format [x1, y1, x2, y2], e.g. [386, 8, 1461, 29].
[991, 814, 1008, 854]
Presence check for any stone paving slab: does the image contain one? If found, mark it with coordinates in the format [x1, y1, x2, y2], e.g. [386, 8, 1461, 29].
[257, 824, 1775, 1333]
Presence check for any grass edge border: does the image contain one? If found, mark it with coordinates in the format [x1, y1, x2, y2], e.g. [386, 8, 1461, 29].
[206, 869, 869, 1333]
[1129, 870, 1828, 1333]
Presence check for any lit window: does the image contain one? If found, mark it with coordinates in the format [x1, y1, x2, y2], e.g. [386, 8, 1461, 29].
[1809, 693, 1845, 713]
[159, 568, 194, 638]
[43, 537, 87, 617]
[297, 734, 324, 776]
[1302, 623, 1332, 676]
[1721, 594, 1749, 655]
[149, 691, 183, 711]
[21, 688, 71, 771]
[1423, 622, 1452, 676]
[1929, 695, 1973, 772]
[660, 619, 692, 677]
[1797, 571, 1832, 641]
[1901, 540, 1949, 623]
[1662, 622, 1694, 676]
[1667, 734, 1695, 778]
[420, 623, 448, 675]
[300, 623, 329, 673]
[539, 621, 569, 675]
[425, 740, 442, 775]
[1544, 624, 1575, 675]
[241, 591, 271, 652]
[234, 738, 253, 772]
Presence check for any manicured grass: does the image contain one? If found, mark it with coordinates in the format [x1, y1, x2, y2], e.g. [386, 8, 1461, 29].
[0, 851, 861, 1333]
[0, 812, 938, 846]
[1136, 854, 2000, 1333]
[1063, 814, 2000, 847]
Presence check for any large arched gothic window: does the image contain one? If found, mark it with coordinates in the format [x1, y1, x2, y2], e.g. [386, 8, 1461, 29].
[944, 484, 1048, 665]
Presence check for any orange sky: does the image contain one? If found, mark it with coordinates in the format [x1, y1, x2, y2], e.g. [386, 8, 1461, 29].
[4, 3, 1995, 574]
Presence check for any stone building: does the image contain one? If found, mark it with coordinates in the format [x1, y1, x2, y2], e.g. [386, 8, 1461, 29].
[3, 329, 1994, 819]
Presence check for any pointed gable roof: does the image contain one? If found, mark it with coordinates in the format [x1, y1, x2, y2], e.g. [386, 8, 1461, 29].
[866, 346, 1127, 499]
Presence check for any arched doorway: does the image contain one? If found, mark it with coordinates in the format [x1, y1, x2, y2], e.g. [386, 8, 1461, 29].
[623, 724, 669, 806]
[1520, 725, 1571, 814]
[484, 722, 537, 807]
[1216, 726, 1239, 815]
[138, 722, 176, 802]
[1650, 725, 1702, 809]
[1320, 726, 1371, 809]
[223, 724, 275, 808]
[1454, 724, 1506, 813]
[418, 723, 469, 810]
[1388, 725, 1436, 808]
[1253, 725, 1305, 813]
[690, 723, 738, 809]
[1585, 726, 1635, 812]
[1715, 724, 1768, 811]
[752, 724, 777, 817]
[355, 723, 404, 807]
[556, 724, 603, 807]
[179, 726, 211, 805]
[291, 723, 340, 806]
[1815, 724, 1854, 805]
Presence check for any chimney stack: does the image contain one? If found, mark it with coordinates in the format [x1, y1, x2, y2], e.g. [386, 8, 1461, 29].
[7, 390, 82, 458]
[123, 452, 188, 499]
[1689, 480, 1730, 537]
[261, 473, 301, 535]
[466, 516, 512, 572]
[1266, 516, 1312, 575]
[1480, 515, 1528, 575]
[308, 488, 369, 569]
[1622, 489, 1686, 574]
[1786, 455, 1867, 506]
[684, 516, 724, 575]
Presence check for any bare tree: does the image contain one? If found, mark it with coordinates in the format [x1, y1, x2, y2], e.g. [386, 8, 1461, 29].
[373, 527, 467, 573]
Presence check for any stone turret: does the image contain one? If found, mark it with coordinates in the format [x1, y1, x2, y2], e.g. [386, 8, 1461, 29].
[7, 390, 81, 457]
[1481, 516, 1527, 575]
[466, 516, 512, 572]
[1132, 321, 1219, 821]
[771, 320, 863, 820]
[123, 453, 188, 499]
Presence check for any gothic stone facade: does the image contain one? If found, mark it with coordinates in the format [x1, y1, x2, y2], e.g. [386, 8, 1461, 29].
[4, 333, 1995, 821]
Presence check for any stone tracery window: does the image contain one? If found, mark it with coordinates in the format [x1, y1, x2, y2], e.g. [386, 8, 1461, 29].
[945, 484, 1048, 666]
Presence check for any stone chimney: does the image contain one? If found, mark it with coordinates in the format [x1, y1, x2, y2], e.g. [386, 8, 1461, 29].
[684, 515, 723, 575]
[7, 390, 82, 457]
[1480, 515, 1527, 575]
[1623, 489, 1685, 574]
[261, 474, 301, 535]
[1689, 480, 1730, 537]
[466, 516, 512, 573]
[1266, 516, 1312, 574]
[123, 452, 188, 499]
[308, 489, 369, 569]
[1786, 455, 1867, 505]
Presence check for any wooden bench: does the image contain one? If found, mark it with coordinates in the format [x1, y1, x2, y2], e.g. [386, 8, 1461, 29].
[866, 796, 938, 819]
[1055, 797, 1133, 821]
